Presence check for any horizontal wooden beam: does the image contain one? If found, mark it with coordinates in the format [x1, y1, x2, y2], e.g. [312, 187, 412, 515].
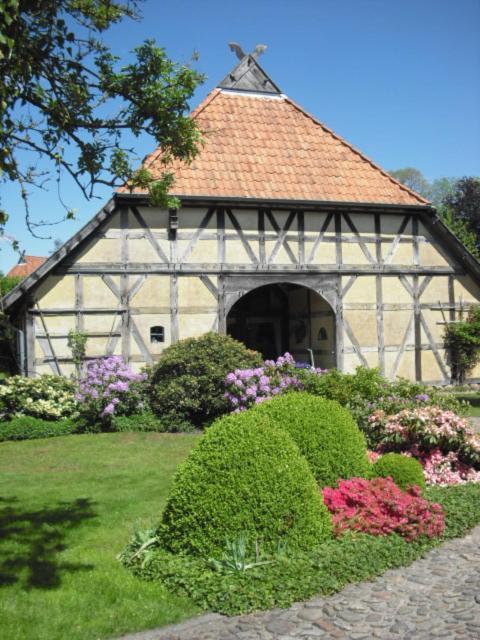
[56, 263, 461, 276]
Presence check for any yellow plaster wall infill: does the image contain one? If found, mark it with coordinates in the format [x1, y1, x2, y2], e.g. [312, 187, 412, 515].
[343, 310, 377, 347]
[83, 276, 118, 308]
[178, 312, 217, 338]
[382, 276, 413, 304]
[343, 276, 377, 304]
[178, 276, 217, 307]
[35, 275, 75, 308]
[130, 275, 170, 307]
[383, 310, 413, 347]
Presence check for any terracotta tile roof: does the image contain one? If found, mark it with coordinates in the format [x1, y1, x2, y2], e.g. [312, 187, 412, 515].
[124, 88, 428, 206]
[7, 255, 46, 279]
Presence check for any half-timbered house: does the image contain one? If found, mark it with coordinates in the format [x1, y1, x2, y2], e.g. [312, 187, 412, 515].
[4, 48, 480, 383]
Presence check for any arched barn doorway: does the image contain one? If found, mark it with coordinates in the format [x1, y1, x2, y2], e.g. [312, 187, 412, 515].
[226, 283, 336, 369]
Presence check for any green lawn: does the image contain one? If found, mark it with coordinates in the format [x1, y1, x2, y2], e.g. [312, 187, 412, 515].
[0, 432, 201, 640]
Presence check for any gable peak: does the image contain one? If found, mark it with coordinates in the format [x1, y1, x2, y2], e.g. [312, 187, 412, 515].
[218, 42, 282, 95]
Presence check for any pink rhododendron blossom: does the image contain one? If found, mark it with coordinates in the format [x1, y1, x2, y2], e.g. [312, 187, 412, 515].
[323, 477, 445, 541]
[367, 450, 381, 463]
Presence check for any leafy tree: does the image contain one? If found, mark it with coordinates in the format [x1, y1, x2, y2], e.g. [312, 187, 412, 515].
[391, 169, 480, 260]
[389, 167, 431, 199]
[0, 0, 204, 236]
[444, 306, 480, 384]
[443, 177, 480, 248]
[0, 272, 23, 299]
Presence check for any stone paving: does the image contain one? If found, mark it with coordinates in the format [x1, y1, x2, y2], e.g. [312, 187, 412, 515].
[120, 524, 480, 640]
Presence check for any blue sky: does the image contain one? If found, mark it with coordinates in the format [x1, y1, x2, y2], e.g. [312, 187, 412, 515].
[1, 0, 479, 272]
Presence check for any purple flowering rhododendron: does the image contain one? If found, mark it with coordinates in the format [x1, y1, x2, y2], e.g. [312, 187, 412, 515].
[76, 356, 147, 423]
[224, 353, 322, 411]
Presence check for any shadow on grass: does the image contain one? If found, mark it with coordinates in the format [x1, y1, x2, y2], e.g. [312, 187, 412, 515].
[0, 496, 96, 589]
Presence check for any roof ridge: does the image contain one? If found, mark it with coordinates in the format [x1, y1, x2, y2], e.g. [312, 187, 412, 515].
[283, 96, 430, 206]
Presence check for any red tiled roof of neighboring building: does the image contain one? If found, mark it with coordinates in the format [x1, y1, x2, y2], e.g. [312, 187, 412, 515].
[122, 88, 428, 206]
[7, 255, 46, 279]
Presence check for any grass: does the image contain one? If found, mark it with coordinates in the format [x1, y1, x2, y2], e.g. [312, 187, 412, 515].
[452, 393, 480, 417]
[0, 432, 201, 640]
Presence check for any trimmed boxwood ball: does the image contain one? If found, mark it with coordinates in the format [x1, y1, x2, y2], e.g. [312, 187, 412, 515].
[148, 332, 262, 430]
[158, 410, 332, 557]
[372, 453, 426, 491]
[250, 392, 370, 488]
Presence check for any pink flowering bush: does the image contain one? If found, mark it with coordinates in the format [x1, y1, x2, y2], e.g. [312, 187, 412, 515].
[323, 477, 445, 541]
[224, 353, 322, 411]
[367, 406, 480, 485]
[414, 449, 480, 486]
[76, 356, 147, 429]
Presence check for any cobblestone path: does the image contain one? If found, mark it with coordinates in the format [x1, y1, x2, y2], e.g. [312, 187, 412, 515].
[120, 524, 480, 640]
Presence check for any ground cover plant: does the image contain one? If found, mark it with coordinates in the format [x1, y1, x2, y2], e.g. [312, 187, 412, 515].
[123, 483, 480, 616]
[0, 432, 200, 640]
[149, 333, 262, 431]
[248, 392, 370, 487]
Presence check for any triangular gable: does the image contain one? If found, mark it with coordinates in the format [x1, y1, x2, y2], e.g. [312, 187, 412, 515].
[218, 54, 282, 94]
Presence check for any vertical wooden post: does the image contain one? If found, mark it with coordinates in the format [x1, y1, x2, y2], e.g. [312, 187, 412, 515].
[298, 211, 305, 266]
[217, 274, 226, 334]
[217, 207, 225, 264]
[375, 213, 385, 375]
[170, 273, 179, 343]
[25, 306, 35, 377]
[120, 206, 130, 362]
[335, 213, 343, 371]
[258, 209, 266, 265]
[412, 216, 421, 380]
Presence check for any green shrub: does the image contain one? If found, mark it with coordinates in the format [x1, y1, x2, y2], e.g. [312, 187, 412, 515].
[148, 332, 262, 430]
[111, 412, 167, 432]
[0, 416, 76, 441]
[0, 374, 77, 420]
[158, 410, 332, 557]
[251, 393, 370, 488]
[372, 453, 426, 491]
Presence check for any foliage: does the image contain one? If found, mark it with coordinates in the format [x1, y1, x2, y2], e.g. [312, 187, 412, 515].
[0, 0, 204, 232]
[442, 177, 480, 248]
[76, 356, 147, 428]
[0, 374, 77, 420]
[371, 453, 426, 491]
[0, 272, 23, 297]
[149, 333, 262, 430]
[425, 483, 480, 539]
[390, 169, 480, 258]
[224, 352, 309, 410]
[67, 329, 88, 377]
[298, 366, 465, 448]
[250, 392, 370, 488]
[0, 415, 75, 441]
[125, 483, 480, 616]
[0, 432, 200, 640]
[158, 410, 332, 557]
[111, 411, 166, 433]
[389, 167, 432, 198]
[444, 306, 480, 383]
[368, 405, 480, 470]
[323, 477, 444, 541]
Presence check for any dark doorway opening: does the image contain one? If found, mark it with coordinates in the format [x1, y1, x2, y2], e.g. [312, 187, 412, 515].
[226, 283, 336, 369]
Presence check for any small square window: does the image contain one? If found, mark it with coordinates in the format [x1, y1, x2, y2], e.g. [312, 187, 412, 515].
[150, 326, 165, 343]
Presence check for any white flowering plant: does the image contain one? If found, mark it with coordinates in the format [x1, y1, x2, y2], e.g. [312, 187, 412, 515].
[0, 374, 78, 420]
